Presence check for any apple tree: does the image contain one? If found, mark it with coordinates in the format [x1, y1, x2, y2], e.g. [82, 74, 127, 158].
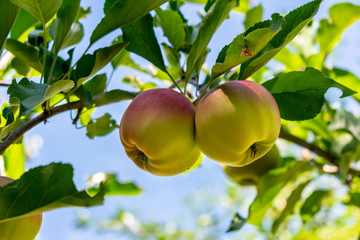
[0, 0, 359, 239]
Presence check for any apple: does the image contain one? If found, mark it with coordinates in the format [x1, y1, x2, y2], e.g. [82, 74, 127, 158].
[120, 88, 201, 176]
[195, 80, 281, 167]
[222, 145, 281, 186]
[0, 176, 42, 240]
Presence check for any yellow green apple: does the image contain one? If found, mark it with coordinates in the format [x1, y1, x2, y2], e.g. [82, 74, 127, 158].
[195, 80, 281, 167]
[0, 176, 42, 240]
[222, 145, 281, 186]
[120, 88, 201, 176]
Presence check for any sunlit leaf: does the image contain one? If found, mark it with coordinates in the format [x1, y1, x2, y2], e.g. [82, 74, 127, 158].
[247, 161, 312, 227]
[272, 181, 310, 233]
[239, 0, 321, 79]
[211, 13, 284, 79]
[300, 190, 329, 223]
[244, 5, 262, 30]
[2, 142, 25, 179]
[329, 109, 360, 141]
[155, 8, 186, 50]
[317, 3, 360, 54]
[273, 47, 305, 71]
[86, 113, 117, 139]
[87, 173, 142, 196]
[327, 67, 360, 102]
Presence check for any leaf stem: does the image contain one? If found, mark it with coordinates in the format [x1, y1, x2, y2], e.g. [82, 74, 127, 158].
[166, 71, 183, 94]
[193, 76, 217, 107]
[40, 22, 47, 84]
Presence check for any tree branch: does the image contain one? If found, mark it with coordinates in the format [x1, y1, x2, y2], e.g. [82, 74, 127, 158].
[0, 81, 10, 87]
[279, 128, 338, 164]
[0, 91, 139, 155]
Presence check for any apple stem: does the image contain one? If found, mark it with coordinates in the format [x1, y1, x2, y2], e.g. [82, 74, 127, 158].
[194, 76, 217, 107]
[167, 71, 183, 94]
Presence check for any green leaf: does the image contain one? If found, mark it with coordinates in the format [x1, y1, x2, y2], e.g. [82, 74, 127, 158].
[10, 9, 38, 40]
[317, 3, 360, 54]
[122, 14, 166, 72]
[86, 113, 117, 139]
[0, 0, 19, 56]
[327, 67, 360, 102]
[0, 162, 104, 222]
[247, 161, 312, 226]
[87, 173, 142, 196]
[73, 42, 129, 86]
[110, 36, 145, 72]
[5, 39, 42, 72]
[185, 0, 236, 83]
[300, 190, 329, 223]
[298, 115, 333, 142]
[211, 13, 284, 79]
[11, 57, 30, 76]
[90, 0, 168, 44]
[3, 142, 25, 179]
[155, 8, 186, 50]
[273, 47, 305, 71]
[104, 0, 117, 14]
[10, 0, 63, 23]
[329, 109, 360, 141]
[347, 192, 360, 207]
[111, 49, 144, 72]
[7, 78, 74, 115]
[61, 22, 84, 50]
[262, 68, 356, 121]
[162, 43, 180, 67]
[0, 102, 20, 141]
[239, 0, 322, 79]
[272, 181, 310, 234]
[84, 74, 107, 96]
[49, 0, 80, 53]
[226, 213, 246, 232]
[94, 90, 136, 107]
[244, 5, 263, 30]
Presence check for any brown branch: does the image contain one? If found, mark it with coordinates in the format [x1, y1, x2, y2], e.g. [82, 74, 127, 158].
[0, 101, 83, 155]
[279, 128, 338, 164]
[0, 81, 10, 87]
[0, 91, 139, 155]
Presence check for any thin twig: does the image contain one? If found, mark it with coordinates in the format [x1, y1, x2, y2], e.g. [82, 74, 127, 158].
[0, 81, 10, 87]
[0, 91, 138, 155]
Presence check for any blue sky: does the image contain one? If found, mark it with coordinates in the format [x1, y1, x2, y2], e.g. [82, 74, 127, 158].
[9, 0, 360, 239]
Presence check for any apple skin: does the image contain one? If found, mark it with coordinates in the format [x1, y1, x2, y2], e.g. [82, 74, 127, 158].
[120, 88, 201, 176]
[195, 80, 281, 167]
[0, 176, 42, 240]
[222, 145, 281, 186]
